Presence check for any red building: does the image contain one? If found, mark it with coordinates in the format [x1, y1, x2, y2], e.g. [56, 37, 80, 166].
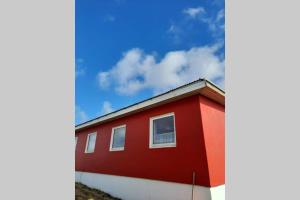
[75, 79, 225, 200]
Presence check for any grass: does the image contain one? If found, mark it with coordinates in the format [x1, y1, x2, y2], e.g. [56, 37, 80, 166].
[75, 182, 121, 200]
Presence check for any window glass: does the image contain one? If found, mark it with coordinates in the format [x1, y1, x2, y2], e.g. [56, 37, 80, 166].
[75, 137, 78, 149]
[153, 115, 175, 144]
[112, 127, 125, 149]
[86, 133, 96, 153]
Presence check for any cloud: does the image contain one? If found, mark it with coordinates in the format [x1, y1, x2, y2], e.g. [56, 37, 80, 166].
[183, 7, 224, 36]
[75, 58, 86, 78]
[97, 43, 224, 95]
[201, 9, 224, 35]
[103, 14, 115, 22]
[76, 68, 85, 78]
[167, 24, 184, 44]
[211, 0, 224, 6]
[76, 106, 88, 123]
[98, 72, 110, 88]
[168, 7, 224, 44]
[183, 7, 206, 18]
[114, 0, 126, 5]
[168, 24, 179, 33]
[101, 101, 114, 115]
[216, 9, 225, 22]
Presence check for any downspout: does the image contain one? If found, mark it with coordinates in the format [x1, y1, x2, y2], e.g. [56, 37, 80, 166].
[191, 171, 195, 200]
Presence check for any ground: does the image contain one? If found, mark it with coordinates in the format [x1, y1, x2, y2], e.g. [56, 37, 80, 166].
[75, 182, 121, 200]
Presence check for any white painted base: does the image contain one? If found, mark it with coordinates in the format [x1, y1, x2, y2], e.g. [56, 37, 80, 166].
[75, 171, 225, 200]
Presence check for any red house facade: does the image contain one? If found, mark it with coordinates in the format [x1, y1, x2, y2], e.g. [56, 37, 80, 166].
[75, 79, 225, 200]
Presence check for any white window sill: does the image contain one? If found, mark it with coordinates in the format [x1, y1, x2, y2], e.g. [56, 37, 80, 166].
[150, 143, 176, 149]
[110, 147, 125, 151]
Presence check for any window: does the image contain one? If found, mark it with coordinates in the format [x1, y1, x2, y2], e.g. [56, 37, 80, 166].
[75, 137, 78, 150]
[150, 113, 176, 148]
[110, 125, 126, 151]
[85, 132, 97, 153]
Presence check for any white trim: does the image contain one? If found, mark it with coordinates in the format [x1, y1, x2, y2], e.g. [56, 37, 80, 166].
[76, 80, 209, 131]
[149, 112, 176, 148]
[75, 171, 225, 200]
[85, 132, 97, 153]
[110, 125, 126, 151]
[210, 185, 225, 200]
[75, 137, 78, 150]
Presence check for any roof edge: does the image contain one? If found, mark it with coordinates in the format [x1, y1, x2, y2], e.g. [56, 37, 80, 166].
[75, 79, 224, 131]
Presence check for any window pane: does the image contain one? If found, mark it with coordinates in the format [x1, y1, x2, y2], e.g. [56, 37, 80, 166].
[153, 115, 175, 144]
[87, 133, 96, 152]
[112, 127, 125, 148]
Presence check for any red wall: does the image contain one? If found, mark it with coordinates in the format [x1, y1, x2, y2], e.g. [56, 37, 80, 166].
[75, 95, 224, 187]
[199, 96, 225, 186]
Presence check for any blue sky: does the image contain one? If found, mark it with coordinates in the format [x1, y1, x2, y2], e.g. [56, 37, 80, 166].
[76, 0, 224, 125]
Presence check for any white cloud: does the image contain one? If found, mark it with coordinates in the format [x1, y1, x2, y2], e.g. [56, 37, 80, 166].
[168, 24, 179, 33]
[167, 24, 183, 44]
[183, 7, 206, 18]
[202, 9, 224, 34]
[76, 68, 85, 78]
[75, 58, 86, 78]
[114, 0, 126, 5]
[169, 7, 224, 43]
[104, 14, 115, 22]
[97, 43, 224, 95]
[211, 0, 224, 6]
[76, 106, 88, 123]
[101, 101, 114, 115]
[98, 72, 110, 88]
[216, 9, 224, 22]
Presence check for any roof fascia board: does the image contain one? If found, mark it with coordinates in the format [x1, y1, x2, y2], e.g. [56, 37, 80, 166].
[205, 80, 225, 95]
[76, 80, 206, 131]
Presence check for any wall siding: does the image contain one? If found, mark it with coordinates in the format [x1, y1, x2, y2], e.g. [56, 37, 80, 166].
[75, 171, 225, 200]
[199, 96, 225, 186]
[76, 94, 225, 187]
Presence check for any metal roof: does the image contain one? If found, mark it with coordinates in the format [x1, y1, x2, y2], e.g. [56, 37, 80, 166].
[75, 78, 225, 131]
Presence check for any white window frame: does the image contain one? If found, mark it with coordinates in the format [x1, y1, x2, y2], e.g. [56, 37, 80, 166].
[110, 125, 126, 151]
[149, 112, 176, 148]
[85, 132, 97, 153]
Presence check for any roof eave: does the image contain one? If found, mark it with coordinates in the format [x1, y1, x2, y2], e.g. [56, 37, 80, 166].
[75, 79, 224, 132]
